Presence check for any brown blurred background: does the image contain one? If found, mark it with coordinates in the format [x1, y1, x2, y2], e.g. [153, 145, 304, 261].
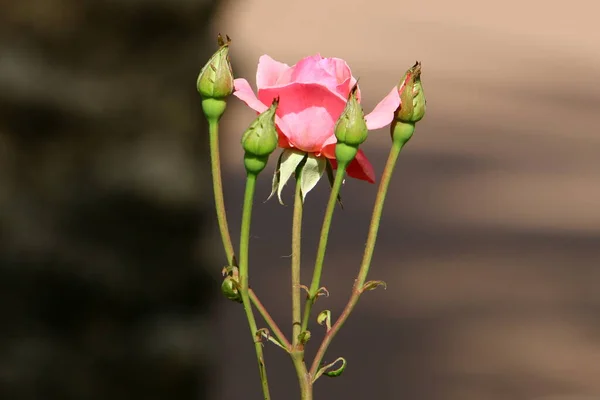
[2, 0, 600, 399]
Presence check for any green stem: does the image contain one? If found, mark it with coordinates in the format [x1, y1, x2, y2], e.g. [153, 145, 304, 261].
[300, 163, 347, 333]
[291, 177, 304, 346]
[240, 172, 271, 400]
[208, 120, 289, 353]
[310, 140, 404, 377]
[292, 352, 313, 400]
[208, 119, 236, 267]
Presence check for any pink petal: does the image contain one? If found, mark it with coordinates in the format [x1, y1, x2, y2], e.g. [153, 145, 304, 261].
[319, 136, 338, 157]
[288, 54, 338, 89]
[326, 58, 353, 86]
[364, 86, 401, 130]
[233, 78, 268, 113]
[256, 55, 290, 89]
[258, 83, 345, 153]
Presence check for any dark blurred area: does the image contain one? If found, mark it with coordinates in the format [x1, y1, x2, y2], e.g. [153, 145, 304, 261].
[0, 1, 220, 399]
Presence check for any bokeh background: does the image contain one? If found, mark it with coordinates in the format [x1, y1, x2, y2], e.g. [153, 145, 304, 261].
[2, 0, 600, 399]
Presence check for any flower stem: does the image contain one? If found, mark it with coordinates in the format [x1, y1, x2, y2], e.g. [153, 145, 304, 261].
[310, 140, 404, 377]
[208, 119, 236, 267]
[207, 120, 289, 352]
[240, 172, 271, 400]
[292, 176, 304, 346]
[300, 163, 347, 333]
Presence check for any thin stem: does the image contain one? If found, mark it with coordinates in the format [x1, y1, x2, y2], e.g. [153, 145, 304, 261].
[239, 172, 271, 400]
[208, 120, 290, 352]
[310, 141, 404, 377]
[291, 176, 304, 346]
[300, 164, 347, 333]
[208, 119, 236, 267]
[250, 289, 291, 351]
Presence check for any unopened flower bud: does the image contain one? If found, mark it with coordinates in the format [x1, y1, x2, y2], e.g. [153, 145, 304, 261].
[241, 98, 279, 175]
[395, 61, 426, 124]
[391, 62, 426, 145]
[334, 85, 367, 165]
[197, 34, 234, 121]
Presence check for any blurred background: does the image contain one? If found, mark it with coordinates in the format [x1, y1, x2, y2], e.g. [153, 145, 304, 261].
[1, 0, 600, 399]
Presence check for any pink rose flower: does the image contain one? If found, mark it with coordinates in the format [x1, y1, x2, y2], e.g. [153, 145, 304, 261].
[233, 54, 400, 183]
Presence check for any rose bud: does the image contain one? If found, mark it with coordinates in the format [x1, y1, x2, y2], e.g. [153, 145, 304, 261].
[241, 98, 279, 175]
[392, 62, 427, 145]
[334, 85, 368, 165]
[197, 34, 234, 121]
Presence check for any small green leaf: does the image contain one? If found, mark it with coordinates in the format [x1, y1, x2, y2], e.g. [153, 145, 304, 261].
[317, 310, 331, 332]
[313, 357, 347, 382]
[276, 149, 306, 205]
[362, 280, 387, 292]
[298, 330, 311, 345]
[299, 154, 326, 202]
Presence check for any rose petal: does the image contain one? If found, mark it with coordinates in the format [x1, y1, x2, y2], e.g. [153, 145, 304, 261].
[319, 137, 337, 157]
[346, 149, 376, 183]
[323, 146, 375, 183]
[364, 86, 401, 130]
[290, 54, 338, 90]
[256, 55, 291, 89]
[258, 83, 345, 153]
[233, 78, 268, 113]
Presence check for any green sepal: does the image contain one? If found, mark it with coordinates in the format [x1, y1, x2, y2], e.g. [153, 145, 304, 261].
[267, 148, 306, 205]
[299, 154, 326, 202]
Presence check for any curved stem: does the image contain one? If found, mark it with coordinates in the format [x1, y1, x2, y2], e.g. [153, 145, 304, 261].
[240, 172, 271, 400]
[291, 176, 304, 346]
[300, 164, 347, 333]
[310, 141, 404, 377]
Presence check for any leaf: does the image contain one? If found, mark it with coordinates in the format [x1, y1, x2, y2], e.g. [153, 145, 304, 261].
[298, 330, 311, 345]
[299, 154, 326, 202]
[317, 310, 331, 332]
[313, 357, 347, 382]
[322, 357, 346, 378]
[362, 280, 387, 292]
[325, 160, 344, 209]
[276, 149, 307, 205]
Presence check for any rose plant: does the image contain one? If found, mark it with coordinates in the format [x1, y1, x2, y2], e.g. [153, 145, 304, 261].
[197, 34, 426, 400]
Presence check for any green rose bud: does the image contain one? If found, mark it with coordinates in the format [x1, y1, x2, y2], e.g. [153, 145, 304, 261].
[391, 62, 426, 146]
[241, 98, 279, 175]
[395, 61, 426, 124]
[197, 34, 234, 121]
[334, 85, 368, 165]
